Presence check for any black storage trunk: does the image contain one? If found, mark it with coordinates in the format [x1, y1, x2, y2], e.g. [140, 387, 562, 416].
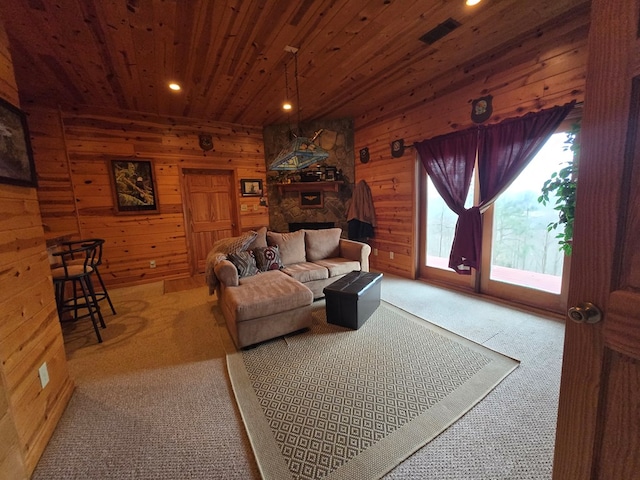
[323, 271, 383, 329]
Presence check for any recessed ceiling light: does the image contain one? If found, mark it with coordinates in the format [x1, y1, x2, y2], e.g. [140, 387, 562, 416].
[283, 102, 292, 111]
[466, 0, 482, 5]
[169, 83, 181, 91]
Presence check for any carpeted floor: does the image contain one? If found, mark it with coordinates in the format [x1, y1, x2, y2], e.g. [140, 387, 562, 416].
[228, 302, 519, 480]
[32, 273, 565, 479]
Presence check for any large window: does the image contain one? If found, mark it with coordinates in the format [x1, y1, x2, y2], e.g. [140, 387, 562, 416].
[420, 130, 573, 311]
[426, 176, 474, 270]
[489, 132, 571, 294]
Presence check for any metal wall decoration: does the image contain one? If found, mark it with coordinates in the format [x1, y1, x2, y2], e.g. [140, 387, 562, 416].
[198, 134, 214, 151]
[359, 147, 370, 164]
[391, 139, 405, 158]
[300, 191, 323, 208]
[471, 95, 493, 123]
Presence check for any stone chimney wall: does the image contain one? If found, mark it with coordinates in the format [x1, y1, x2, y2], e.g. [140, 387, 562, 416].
[263, 118, 355, 233]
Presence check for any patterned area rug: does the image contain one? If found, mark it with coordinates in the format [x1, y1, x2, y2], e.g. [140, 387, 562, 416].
[227, 301, 519, 480]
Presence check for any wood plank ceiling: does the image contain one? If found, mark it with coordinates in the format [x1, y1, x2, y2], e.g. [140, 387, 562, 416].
[0, 0, 590, 127]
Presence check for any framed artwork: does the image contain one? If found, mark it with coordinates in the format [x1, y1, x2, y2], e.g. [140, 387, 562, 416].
[110, 159, 159, 214]
[0, 97, 37, 187]
[300, 191, 323, 208]
[241, 179, 263, 197]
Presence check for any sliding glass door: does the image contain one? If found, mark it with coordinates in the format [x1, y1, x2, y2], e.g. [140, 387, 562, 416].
[419, 131, 572, 312]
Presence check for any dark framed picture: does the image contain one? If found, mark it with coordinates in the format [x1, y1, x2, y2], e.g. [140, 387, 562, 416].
[0, 97, 37, 187]
[241, 179, 263, 197]
[300, 191, 323, 209]
[109, 159, 159, 214]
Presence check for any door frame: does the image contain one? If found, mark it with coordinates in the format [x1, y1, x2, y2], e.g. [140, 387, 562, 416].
[179, 166, 240, 276]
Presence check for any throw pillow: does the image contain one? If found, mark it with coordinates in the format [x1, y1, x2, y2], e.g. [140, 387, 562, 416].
[227, 251, 258, 277]
[266, 230, 306, 265]
[254, 246, 284, 271]
[304, 228, 342, 261]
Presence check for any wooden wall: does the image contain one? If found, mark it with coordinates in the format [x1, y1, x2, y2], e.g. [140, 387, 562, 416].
[355, 10, 590, 280]
[0, 23, 73, 479]
[30, 106, 268, 288]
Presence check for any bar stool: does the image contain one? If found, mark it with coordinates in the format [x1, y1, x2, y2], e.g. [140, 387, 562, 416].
[59, 238, 116, 315]
[52, 241, 106, 343]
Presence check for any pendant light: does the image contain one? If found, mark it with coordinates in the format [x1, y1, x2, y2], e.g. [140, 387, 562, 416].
[269, 47, 330, 171]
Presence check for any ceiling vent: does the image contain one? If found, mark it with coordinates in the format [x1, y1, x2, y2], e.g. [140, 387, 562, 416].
[419, 18, 461, 45]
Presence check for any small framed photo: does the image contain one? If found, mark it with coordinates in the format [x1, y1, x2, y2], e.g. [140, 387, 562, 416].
[0, 97, 37, 187]
[241, 179, 263, 197]
[300, 191, 323, 208]
[110, 159, 159, 214]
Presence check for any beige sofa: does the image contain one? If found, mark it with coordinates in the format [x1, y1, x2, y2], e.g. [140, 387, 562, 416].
[205, 227, 371, 348]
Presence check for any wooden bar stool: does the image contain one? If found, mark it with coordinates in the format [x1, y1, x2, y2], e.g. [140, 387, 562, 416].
[52, 241, 106, 343]
[59, 239, 116, 315]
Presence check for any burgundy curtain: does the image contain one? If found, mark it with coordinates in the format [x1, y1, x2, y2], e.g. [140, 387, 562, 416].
[478, 101, 576, 206]
[415, 129, 478, 273]
[450, 101, 576, 274]
[414, 129, 478, 215]
[417, 101, 575, 275]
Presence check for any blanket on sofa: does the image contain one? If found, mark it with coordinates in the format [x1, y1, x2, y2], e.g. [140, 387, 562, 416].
[204, 230, 258, 294]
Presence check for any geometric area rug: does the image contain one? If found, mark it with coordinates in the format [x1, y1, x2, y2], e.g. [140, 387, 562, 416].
[226, 301, 519, 480]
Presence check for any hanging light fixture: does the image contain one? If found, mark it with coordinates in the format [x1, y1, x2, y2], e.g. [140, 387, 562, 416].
[269, 46, 330, 171]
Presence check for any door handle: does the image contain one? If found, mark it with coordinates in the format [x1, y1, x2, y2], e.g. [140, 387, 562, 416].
[567, 302, 602, 324]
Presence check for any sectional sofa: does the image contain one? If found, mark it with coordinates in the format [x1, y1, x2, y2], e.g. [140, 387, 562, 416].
[205, 227, 371, 348]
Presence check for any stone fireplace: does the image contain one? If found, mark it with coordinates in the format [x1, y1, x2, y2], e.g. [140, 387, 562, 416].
[289, 222, 335, 231]
[263, 118, 355, 233]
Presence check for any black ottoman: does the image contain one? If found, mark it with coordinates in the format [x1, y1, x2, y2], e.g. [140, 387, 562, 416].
[323, 271, 383, 329]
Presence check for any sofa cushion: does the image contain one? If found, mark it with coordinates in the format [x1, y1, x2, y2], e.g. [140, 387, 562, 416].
[228, 270, 313, 322]
[254, 245, 284, 271]
[228, 251, 258, 277]
[267, 230, 306, 265]
[281, 262, 329, 283]
[304, 228, 341, 261]
[312, 257, 361, 277]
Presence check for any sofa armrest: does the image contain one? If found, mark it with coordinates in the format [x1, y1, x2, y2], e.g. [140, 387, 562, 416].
[215, 259, 239, 287]
[339, 238, 371, 272]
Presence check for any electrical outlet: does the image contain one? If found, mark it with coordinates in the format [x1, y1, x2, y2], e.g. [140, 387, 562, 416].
[150, 260, 156, 269]
[39, 362, 49, 389]
[374, 248, 378, 256]
[389, 251, 395, 260]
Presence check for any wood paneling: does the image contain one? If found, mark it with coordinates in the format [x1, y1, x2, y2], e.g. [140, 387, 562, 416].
[0, 23, 73, 478]
[355, 10, 589, 280]
[0, 0, 590, 127]
[31, 106, 269, 288]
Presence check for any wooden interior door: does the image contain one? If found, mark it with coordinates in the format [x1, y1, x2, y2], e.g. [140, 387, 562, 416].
[553, 1, 640, 478]
[182, 169, 238, 274]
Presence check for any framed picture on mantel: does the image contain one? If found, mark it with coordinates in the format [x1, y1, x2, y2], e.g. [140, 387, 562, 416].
[109, 159, 159, 214]
[300, 191, 323, 208]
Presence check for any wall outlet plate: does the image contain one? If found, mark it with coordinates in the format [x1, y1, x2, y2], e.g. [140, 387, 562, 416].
[39, 362, 49, 389]
[374, 248, 378, 256]
[150, 260, 156, 268]
[390, 251, 394, 259]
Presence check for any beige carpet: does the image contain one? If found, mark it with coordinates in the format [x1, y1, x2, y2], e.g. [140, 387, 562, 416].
[227, 301, 520, 480]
